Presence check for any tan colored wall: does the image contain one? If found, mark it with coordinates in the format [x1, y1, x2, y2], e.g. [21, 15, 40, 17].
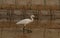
[0, 0, 59, 5]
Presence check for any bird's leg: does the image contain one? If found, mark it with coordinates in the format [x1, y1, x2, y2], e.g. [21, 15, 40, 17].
[23, 24, 26, 33]
[23, 26, 25, 33]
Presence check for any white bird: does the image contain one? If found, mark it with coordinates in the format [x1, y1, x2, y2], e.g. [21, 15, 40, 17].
[16, 15, 35, 33]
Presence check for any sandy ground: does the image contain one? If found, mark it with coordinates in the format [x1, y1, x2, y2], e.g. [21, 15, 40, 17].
[0, 21, 60, 38]
[0, 20, 60, 29]
[0, 28, 60, 38]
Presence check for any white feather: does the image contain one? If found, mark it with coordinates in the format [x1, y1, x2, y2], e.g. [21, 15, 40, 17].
[16, 19, 32, 24]
[16, 15, 35, 26]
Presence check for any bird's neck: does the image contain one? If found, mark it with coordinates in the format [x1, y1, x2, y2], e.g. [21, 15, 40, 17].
[31, 17, 33, 21]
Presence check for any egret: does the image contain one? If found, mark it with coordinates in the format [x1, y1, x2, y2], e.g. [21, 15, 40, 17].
[16, 15, 35, 33]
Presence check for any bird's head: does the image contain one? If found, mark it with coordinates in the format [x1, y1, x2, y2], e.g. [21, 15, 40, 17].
[31, 15, 35, 17]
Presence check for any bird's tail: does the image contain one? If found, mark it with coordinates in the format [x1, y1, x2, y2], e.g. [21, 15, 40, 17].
[16, 22, 19, 24]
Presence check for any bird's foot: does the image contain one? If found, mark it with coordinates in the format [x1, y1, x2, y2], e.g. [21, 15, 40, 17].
[23, 29, 32, 33]
[27, 29, 32, 33]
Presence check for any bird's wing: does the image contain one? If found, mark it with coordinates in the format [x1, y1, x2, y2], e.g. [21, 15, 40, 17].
[16, 19, 31, 24]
